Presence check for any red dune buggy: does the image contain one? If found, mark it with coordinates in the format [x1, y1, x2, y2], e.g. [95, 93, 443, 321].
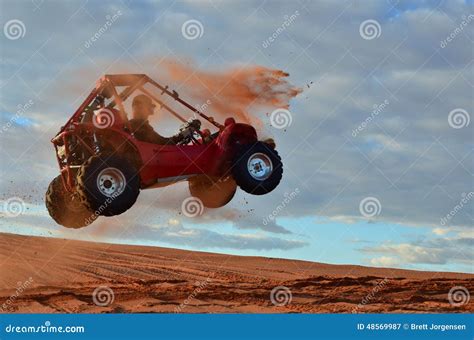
[46, 74, 283, 228]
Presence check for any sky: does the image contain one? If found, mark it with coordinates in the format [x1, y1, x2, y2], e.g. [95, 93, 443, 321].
[0, 0, 472, 273]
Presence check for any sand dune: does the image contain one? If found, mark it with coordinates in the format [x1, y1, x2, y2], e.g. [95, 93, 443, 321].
[0, 232, 472, 313]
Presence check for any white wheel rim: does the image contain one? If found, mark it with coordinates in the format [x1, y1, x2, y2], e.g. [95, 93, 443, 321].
[96, 167, 126, 197]
[247, 153, 273, 181]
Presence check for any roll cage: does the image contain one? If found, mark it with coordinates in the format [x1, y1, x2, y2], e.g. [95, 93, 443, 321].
[51, 74, 225, 192]
[59, 74, 223, 133]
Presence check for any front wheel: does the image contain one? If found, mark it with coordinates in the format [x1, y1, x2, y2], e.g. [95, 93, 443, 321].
[232, 142, 283, 195]
[77, 155, 140, 216]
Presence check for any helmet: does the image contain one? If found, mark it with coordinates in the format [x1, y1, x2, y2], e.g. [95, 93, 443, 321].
[132, 94, 156, 108]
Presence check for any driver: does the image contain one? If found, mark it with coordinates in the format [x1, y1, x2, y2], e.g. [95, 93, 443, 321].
[129, 94, 181, 145]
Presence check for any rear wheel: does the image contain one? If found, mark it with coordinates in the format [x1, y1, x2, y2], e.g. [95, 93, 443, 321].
[77, 155, 140, 216]
[232, 142, 283, 195]
[45, 175, 97, 228]
[188, 175, 237, 208]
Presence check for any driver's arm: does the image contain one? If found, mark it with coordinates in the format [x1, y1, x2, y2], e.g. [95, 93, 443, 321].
[148, 129, 176, 145]
[130, 119, 177, 145]
[146, 125, 180, 145]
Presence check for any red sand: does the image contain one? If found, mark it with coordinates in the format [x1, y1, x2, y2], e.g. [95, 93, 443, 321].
[0, 233, 472, 313]
[159, 60, 302, 127]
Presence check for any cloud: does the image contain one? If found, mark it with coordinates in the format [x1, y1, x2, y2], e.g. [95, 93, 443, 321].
[370, 256, 400, 267]
[432, 227, 449, 236]
[362, 236, 474, 266]
[232, 217, 293, 234]
[194, 206, 295, 234]
[0, 205, 307, 251]
[128, 219, 308, 250]
[130, 188, 295, 235]
[0, 0, 472, 266]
